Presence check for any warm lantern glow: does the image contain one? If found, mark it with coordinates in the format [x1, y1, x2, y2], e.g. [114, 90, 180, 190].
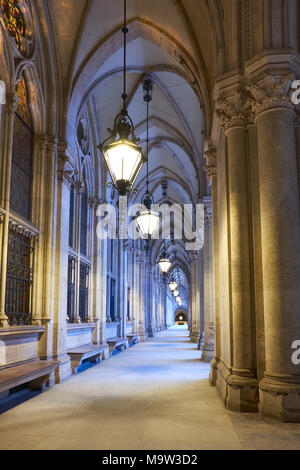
[102, 137, 145, 195]
[135, 207, 160, 239]
[173, 289, 179, 297]
[169, 281, 178, 291]
[158, 257, 172, 275]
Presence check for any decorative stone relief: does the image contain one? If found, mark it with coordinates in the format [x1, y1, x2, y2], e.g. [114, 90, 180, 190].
[247, 69, 296, 117]
[204, 142, 217, 183]
[77, 117, 89, 156]
[216, 85, 252, 130]
[57, 151, 74, 188]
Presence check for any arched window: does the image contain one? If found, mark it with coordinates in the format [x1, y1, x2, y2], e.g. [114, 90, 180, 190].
[10, 76, 33, 220]
[80, 170, 88, 256]
[5, 75, 36, 326]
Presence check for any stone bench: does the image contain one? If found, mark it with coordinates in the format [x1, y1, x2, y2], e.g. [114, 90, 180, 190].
[127, 334, 140, 346]
[0, 360, 59, 397]
[106, 337, 129, 355]
[67, 344, 109, 374]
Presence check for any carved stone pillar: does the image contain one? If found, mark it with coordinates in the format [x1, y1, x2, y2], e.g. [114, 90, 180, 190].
[0, 94, 18, 327]
[248, 68, 300, 421]
[189, 250, 204, 344]
[205, 144, 220, 384]
[216, 84, 258, 412]
[201, 200, 215, 362]
[90, 198, 101, 344]
[52, 144, 73, 382]
[31, 135, 48, 327]
[137, 251, 146, 341]
[38, 137, 57, 360]
[145, 260, 154, 337]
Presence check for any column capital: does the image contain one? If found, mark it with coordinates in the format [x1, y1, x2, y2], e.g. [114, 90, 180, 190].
[188, 250, 202, 262]
[57, 148, 74, 188]
[216, 84, 252, 132]
[247, 68, 296, 118]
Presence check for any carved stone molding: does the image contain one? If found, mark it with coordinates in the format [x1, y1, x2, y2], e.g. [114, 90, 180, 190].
[6, 93, 19, 114]
[204, 142, 217, 182]
[57, 154, 74, 188]
[216, 85, 252, 131]
[189, 250, 201, 262]
[75, 181, 84, 194]
[247, 69, 296, 117]
[46, 136, 58, 154]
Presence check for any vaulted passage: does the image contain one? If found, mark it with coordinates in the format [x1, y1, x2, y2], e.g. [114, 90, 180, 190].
[1, 328, 300, 450]
[1, 0, 300, 451]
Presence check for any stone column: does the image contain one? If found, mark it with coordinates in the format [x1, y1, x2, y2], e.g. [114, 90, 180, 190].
[201, 200, 215, 362]
[157, 278, 164, 331]
[162, 276, 168, 330]
[31, 136, 49, 327]
[205, 144, 220, 384]
[38, 137, 57, 360]
[189, 251, 203, 344]
[132, 247, 140, 334]
[249, 68, 300, 421]
[138, 251, 146, 341]
[90, 198, 101, 344]
[52, 145, 73, 382]
[0, 94, 18, 327]
[216, 84, 257, 411]
[145, 259, 154, 337]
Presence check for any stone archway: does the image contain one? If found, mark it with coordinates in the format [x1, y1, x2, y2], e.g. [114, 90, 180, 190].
[174, 309, 188, 326]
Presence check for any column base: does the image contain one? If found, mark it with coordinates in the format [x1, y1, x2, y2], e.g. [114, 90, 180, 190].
[201, 324, 215, 361]
[0, 314, 9, 328]
[201, 345, 214, 362]
[259, 376, 300, 422]
[190, 326, 200, 344]
[216, 362, 259, 412]
[147, 326, 155, 337]
[138, 322, 146, 341]
[209, 358, 219, 386]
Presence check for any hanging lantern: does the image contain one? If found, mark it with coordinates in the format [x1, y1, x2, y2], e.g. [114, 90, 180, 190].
[135, 192, 160, 239]
[158, 255, 172, 275]
[99, 0, 145, 195]
[169, 281, 178, 291]
[100, 117, 145, 195]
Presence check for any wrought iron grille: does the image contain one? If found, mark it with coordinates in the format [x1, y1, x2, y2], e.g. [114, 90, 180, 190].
[67, 255, 76, 323]
[5, 223, 36, 326]
[79, 261, 90, 323]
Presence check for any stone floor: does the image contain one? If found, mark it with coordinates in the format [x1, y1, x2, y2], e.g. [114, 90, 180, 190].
[1, 326, 300, 450]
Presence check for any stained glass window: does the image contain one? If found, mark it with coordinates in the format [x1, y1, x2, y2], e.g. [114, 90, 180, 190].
[0, 0, 26, 50]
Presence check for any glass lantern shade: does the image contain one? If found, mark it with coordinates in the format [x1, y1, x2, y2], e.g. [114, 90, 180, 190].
[135, 208, 160, 239]
[169, 281, 178, 291]
[102, 138, 145, 195]
[158, 257, 172, 275]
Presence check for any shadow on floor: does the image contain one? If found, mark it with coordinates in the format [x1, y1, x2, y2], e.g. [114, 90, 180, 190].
[0, 387, 42, 414]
